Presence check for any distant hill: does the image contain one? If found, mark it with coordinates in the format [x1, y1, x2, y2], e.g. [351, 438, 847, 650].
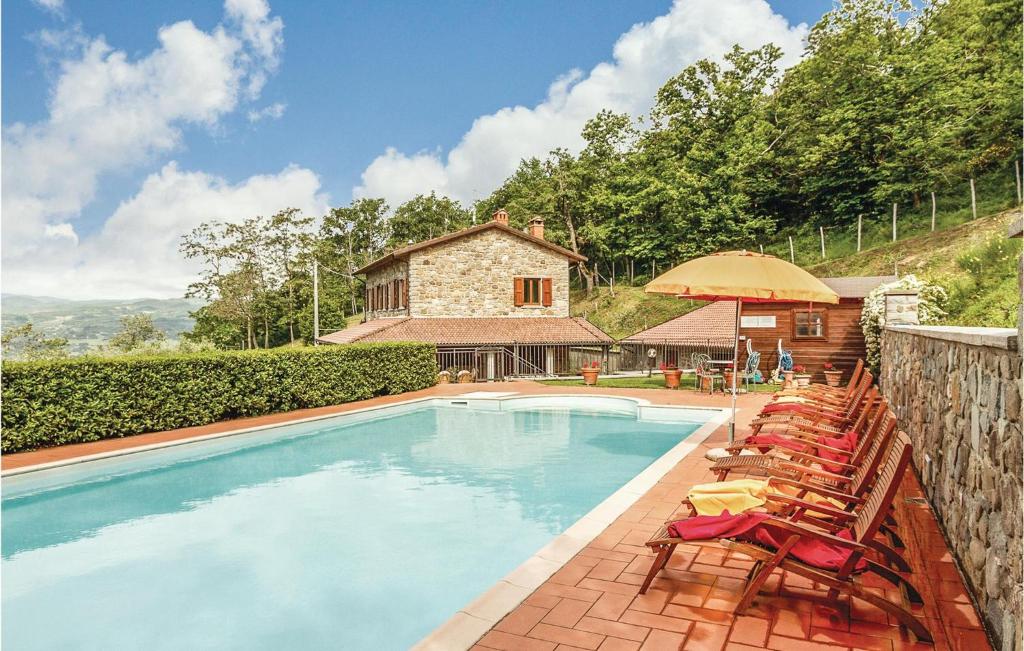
[1, 295, 203, 355]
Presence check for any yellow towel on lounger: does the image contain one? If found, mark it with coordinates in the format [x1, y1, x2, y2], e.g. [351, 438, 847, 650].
[771, 395, 811, 404]
[687, 479, 769, 515]
[687, 479, 847, 516]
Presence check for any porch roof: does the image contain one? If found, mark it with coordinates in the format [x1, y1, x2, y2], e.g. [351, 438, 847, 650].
[317, 316, 613, 347]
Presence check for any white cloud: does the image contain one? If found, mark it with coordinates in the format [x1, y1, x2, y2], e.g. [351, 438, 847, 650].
[2, 0, 293, 298]
[4, 163, 329, 299]
[30, 0, 64, 15]
[247, 102, 287, 122]
[353, 0, 808, 208]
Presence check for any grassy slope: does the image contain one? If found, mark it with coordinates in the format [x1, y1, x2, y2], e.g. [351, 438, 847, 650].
[569, 286, 709, 340]
[573, 207, 1021, 335]
[806, 208, 1021, 328]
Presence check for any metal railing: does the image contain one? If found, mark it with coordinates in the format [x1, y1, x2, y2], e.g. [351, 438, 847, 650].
[436, 344, 612, 381]
[617, 340, 734, 373]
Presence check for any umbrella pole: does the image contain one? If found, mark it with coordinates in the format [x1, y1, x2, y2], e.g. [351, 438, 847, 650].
[729, 298, 742, 444]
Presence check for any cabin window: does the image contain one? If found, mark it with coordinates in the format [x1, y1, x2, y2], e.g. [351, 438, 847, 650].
[793, 309, 827, 338]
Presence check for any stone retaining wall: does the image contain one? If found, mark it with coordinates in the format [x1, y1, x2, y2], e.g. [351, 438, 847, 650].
[880, 325, 1022, 650]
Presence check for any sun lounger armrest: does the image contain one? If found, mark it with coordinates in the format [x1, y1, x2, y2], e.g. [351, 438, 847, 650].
[777, 461, 854, 484]
[766, 476, 863, 505]
[763, 494, 856, 521]
[758, 518, 868, 551]
[783, 452, 855, 471]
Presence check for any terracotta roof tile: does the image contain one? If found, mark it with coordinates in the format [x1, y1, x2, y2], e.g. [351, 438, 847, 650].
[316, 318, 410, 344]
[621, 302, 736, 345]
[318, 317, 613, 346]
[820, 276, 898, 298]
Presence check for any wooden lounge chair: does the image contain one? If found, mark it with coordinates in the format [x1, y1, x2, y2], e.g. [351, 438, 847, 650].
[777, 359, 864, 399]
[692, 414, 909, 571]
[640, 432, 931, 643]
[748, 371, 873, 436]
[713, 388, 885, 481]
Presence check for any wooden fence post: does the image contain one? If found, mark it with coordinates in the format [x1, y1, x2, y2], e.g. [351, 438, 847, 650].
[970, 178, 977, 219]
[819, 226, 826, 259]
[788, 236, 794, 263]
[857, 215, 862, 252]
[1016, 160, 1022, 204]
[931, 192, 937, 231]
[759, 244, 764, 254]
[892, 203, 897, 242]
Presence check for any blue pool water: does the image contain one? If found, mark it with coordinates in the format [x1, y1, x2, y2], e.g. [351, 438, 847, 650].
[2, 401, 707, 650]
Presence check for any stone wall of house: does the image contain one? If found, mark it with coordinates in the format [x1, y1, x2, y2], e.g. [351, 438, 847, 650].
[407, 229, 570, 317]
[365, 261, 408, 320]
[880, 325, 1023, 651]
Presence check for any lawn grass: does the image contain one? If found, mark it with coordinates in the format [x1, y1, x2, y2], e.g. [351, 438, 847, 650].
[537, 374, 779, 392]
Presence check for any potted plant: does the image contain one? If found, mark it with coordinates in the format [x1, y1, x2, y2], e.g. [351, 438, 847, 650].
[662, 363, 683, 389]
[792, 364, 811, 387]
[823, 362, 843, 387]
[581, 361, 601, 386]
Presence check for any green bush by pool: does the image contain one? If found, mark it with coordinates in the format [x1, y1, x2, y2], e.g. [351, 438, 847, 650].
[1, 342, 437, 453]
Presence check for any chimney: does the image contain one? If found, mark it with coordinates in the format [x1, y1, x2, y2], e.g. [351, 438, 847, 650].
[492, 209, 509, 226]
[528, 216, 545, 240]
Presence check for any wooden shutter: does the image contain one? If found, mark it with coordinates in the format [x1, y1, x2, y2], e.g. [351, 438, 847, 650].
[513, 277, 525, 306]
[403, 279, 409, 308]
[365, 287, 371, 312]
[542, 278, 553, 306]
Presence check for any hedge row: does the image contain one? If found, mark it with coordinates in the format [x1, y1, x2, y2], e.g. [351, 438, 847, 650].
[1, 342, 438, 453]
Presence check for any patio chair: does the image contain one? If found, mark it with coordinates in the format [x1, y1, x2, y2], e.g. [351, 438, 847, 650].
[640, 432, 931, 643]
[742, 350, 761, 392]
[693, 353, 723, 394]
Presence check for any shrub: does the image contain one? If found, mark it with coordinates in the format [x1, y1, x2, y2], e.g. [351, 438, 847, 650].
[1, 342, 437, 453]
[860, 275, 947, 372]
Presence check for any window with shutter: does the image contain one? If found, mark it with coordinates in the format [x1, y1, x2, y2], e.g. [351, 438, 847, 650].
[513, 277, 525, 306]
[542, 278, 553, 306]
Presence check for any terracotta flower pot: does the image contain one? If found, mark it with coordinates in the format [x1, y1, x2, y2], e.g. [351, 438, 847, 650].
[663, 368, 682, 389]
[581, 368, 600, 386]
[782, 370, 795, 388]
[723, 371, 734, 390]
[824, 370, 842, 387]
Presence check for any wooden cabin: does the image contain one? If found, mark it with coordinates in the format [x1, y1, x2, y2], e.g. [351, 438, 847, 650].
[738, 276, 895, 382]
[620, 276, 896, 383]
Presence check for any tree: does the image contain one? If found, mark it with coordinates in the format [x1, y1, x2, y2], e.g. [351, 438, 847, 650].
[388, 192, 472, 248]
[108, 314, 167, 353]
[1, 323, 70, 360]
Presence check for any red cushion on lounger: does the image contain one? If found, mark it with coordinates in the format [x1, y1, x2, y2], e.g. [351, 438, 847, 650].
[667, 511, 866, 572]
[743, 431, 855, 474]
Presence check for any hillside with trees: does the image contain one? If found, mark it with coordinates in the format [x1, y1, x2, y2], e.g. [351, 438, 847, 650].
[174, 0, 1021, 349]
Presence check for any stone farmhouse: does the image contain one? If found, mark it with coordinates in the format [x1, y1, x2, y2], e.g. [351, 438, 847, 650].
[317, 209, 612, 379]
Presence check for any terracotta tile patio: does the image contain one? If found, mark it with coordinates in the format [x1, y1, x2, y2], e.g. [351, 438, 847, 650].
[0, 381, 994, 650]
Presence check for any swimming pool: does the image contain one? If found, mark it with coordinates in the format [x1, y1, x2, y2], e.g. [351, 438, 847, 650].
[2, 396, 719, 650]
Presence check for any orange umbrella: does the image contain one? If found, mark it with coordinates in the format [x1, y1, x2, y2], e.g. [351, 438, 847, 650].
[645, 251, 839, 442]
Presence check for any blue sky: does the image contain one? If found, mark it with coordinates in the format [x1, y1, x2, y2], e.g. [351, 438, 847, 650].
[2, 0, 831, 298]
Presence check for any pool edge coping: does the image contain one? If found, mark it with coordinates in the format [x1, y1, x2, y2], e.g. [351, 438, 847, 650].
[411, 402, 732, 651]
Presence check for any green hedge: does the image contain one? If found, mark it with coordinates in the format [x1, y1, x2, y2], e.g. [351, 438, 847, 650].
[1, 343, 438, 453]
